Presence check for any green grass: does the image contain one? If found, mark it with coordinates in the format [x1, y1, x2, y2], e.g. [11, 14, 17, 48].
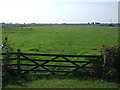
[2, 25, 118, 55]
[2, 25, 119, 88]
[3, 73, 119, 88]
[4, 75, 119, 88]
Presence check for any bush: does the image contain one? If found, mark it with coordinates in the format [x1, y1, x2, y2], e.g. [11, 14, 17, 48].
[2, 37, 16, 85]
[101, 45, 120, 81]
[2, 37, 14, 71]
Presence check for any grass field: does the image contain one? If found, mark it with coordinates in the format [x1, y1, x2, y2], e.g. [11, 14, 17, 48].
[2, 25, 118, 55]
[5, 78, 118, 88]
[2, 25, 119, 88]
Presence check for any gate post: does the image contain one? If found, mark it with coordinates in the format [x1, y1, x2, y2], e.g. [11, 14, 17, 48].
[102, 54, 106, 79]
[17, 49, 21, 74]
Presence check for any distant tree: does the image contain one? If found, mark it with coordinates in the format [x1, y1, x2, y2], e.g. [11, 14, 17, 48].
[62, 23, 66, 25]
[2, 22, 5, 24]
[108, 24, 114, 26]
[95, 22, 101, 25]
[95, 22, 100, 24]
[91, 22, 94, 25]
[32, 23, 36, 24]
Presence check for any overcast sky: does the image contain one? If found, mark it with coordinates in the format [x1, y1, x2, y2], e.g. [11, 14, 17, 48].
[0, 0, 119, 23]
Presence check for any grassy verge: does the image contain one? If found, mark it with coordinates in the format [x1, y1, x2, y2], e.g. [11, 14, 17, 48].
[3, 74, 119, 88]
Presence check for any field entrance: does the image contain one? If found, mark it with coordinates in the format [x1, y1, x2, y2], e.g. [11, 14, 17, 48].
[2, 49, 102, 76]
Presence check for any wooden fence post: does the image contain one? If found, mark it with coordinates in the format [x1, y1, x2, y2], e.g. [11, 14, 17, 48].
[102, 54, 106, 79]
[17, 49, 21, 74]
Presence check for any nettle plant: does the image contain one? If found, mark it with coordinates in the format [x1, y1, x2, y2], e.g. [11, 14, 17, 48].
[2, 37, 13, 52]
[2, 37, 17, 85]
[2, 37, 14, 71]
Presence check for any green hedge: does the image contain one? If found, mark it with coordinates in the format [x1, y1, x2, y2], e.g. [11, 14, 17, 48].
[101, 45, 120, 81]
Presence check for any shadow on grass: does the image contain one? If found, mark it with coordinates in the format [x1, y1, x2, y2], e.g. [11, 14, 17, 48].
[2, 71, 34, 88]
[2, 71, 120, 88]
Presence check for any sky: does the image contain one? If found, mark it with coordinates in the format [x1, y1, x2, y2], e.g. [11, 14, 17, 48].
[0, 0, 119, 24]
